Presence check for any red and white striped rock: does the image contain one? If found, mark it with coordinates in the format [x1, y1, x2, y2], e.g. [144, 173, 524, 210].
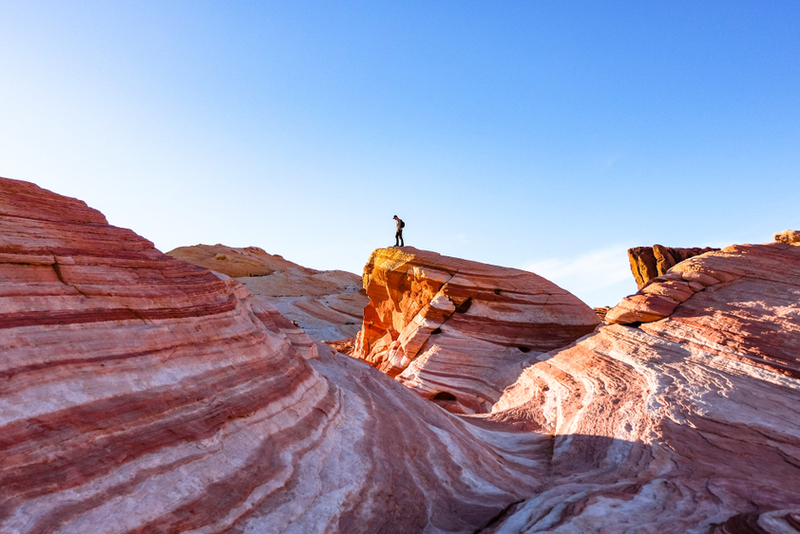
[0, 177, 539, 534]
[486, 241, 800, 533]
[5, 176, 800, 534]
[352, 247, 601, 413]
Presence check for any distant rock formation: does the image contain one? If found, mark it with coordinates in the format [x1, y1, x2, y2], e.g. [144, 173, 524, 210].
[775, 229, 800, 244]
[351, 247, 601, 413]
[167, 244, 367, 341]
[628, 244, 718, 289]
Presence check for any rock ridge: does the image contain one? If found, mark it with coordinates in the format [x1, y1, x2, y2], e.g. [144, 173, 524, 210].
[168, 243, 367, 341]
[5, 176, 800, 533]
[352, 247, 601, 413]
[0, 177, 542, 533]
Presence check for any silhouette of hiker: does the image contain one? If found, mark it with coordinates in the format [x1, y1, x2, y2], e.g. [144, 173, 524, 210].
[393, 215, 405, 247]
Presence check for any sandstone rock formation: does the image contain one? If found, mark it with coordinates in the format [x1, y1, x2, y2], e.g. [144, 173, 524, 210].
[167, 244, 367, 341]
[0, 177, 539, 534]
[4, 175, 800, 534]
[628, 244, 718, 289]
[351, 247, 601, 413]
[775, 229, 800, 244]
[487, 239, 800, 532]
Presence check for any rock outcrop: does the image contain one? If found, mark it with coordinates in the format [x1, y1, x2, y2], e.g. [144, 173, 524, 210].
[167, 244, 367, 341]
[628, 244, 718, 289]
[0, 177, 538, 534]
[488, 239, 800, 532]
[775, 229, 800, 244]
[352, 247, 601, 413]
[4, 176, 800, 534]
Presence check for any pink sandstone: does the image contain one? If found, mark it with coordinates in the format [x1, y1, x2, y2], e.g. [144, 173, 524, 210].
[486, 238, 800, 532]
[352, 247, 601, 413]
[0, 177, 538, 534]
[3, 176, 800, 533]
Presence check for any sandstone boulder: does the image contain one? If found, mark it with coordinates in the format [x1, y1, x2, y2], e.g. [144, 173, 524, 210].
[775, 229, 800, 244]
[352, 247, 601, 413]
[628, 244, 718, 289]
[168, 244, 367, 341]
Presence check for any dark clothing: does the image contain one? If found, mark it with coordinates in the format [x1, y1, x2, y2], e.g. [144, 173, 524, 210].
[394, 218, 404, 247]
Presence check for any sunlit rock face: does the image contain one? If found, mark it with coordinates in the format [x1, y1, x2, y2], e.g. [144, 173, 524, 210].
[352, 247, 601, 414]
[775, 229, 800, 244]
[167, 244, 367, 341]
[487, 240, 800, 533]
[628, 244, 718, 289]
[0, 177, 540, 534]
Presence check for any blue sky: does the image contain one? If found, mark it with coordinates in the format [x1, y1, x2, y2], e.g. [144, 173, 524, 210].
[1, 1, 798, 307]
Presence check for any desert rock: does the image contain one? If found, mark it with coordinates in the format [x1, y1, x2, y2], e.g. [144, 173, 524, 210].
[0, 177, 539, 534]
[487, 239, 800, 532]
[775, 229, 800, 244]
[628, 244, 718, 289]
[352, 247, 601, 413]
[4, 176, 800, 534]
[168, 244, 367, 341]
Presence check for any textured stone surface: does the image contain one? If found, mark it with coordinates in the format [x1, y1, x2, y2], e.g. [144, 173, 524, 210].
[775, 229, 800, 244]
[608, 245, 752, 326]
[168, 244, 367, 341]
[487, 241, 800, 533]
[0, 177, 539, 534]
[628, 244, 718, 289]
[4, 176, 800, 534]
[352, 247, 601, 413]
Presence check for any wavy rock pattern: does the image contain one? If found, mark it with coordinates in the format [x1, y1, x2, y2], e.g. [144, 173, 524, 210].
[168, 244, 367, 341]
[352, 247, 601, 413]
[4, 176, 800, 534]
[0, 177, 540, 534]
[487, 241, 800, 533]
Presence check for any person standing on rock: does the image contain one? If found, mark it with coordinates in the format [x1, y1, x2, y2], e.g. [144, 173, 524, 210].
[393, 215, 405, 247]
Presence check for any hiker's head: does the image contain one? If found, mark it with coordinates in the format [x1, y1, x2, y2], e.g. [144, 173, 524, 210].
[393, 215, 398, 219]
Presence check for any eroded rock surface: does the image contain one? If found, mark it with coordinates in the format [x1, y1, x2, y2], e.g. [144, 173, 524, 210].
[167, 244, 367, 341]
[487, 240, 800, 533]
[0, 177, 539, 534]
[4, 176, 800, 534]
[775, 229, 800, 244]
[352, 247, 601, 413]
[628, 244, 718, 289]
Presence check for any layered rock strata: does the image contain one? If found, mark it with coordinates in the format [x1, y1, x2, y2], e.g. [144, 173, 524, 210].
[5, 176, 800, 533]
[628, 244, 718, 289]
[487, 239, 800, 533]
[352, 247, 601, 413]
[168, 244, 367, 341]
[0, 177, 540, 534]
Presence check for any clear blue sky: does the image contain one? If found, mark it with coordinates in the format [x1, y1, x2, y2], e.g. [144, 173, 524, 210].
[1, 1, 798, 307]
